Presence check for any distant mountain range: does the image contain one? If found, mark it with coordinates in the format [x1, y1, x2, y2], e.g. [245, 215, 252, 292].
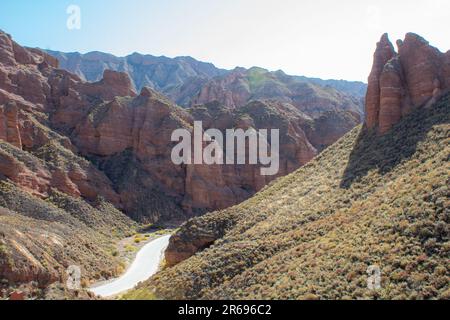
[191, 66, 364, 119]
[45, 50, 367, 108]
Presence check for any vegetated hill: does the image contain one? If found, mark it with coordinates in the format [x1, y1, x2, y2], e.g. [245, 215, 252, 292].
[45, 50, 367, 108]
[126, 93, 450, 300]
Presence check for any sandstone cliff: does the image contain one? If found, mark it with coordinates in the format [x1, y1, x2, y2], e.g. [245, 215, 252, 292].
[365, 33, 450, 134]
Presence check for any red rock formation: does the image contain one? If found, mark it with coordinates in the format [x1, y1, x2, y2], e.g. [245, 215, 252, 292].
[365, 33, 450, 134]
[83, 69, 137, 101]
[0, 31, 126, 208]
[9, 291, 25, 301]
[0, 149, 51, 197]
[0, 102, 22, 149]
[182, 100, 321, 212]
[165, 232, 217, 267]
[365, 33, 396, 131]
[0, 32, 16, 65]
[193, 68, 251, 109]
[397, 34, 444, 108]
[378, 57, 405, 134]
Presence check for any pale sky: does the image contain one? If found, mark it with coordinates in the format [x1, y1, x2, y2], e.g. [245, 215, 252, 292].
[1, 0, 449, 82]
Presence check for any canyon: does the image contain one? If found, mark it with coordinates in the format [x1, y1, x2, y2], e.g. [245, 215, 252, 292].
[0, 29, 364, 297]
[1, 30, 447, 300]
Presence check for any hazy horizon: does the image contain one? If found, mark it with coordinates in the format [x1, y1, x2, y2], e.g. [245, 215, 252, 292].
[1, 0, 449, 82]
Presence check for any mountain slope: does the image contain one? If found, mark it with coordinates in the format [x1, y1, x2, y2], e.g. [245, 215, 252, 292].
[128, 93, 449, 300]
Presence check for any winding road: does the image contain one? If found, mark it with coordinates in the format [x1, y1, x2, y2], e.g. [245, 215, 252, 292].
[89, 234, 171, 298]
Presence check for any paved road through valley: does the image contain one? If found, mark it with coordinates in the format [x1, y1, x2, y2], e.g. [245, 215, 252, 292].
[89, 234, 171, 298]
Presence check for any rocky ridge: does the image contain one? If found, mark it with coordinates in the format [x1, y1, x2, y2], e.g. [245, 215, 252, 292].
[45, 50, 227, 107]
[191, 67, 364, 118]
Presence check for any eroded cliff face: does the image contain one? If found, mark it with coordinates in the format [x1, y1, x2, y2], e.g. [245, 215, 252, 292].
[0, 32, 124, 207]
[365, 33, 450, 134]
[70, 94, 325, 215]
[184, 100, 321, 211]
[0, 31, 140, 291]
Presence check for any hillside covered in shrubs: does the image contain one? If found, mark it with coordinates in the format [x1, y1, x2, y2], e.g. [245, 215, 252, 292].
[127, 93, 450, 300]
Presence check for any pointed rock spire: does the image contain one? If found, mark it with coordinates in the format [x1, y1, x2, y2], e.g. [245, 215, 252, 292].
[364, 33, 450, 134]
[365, 33, 396, 130]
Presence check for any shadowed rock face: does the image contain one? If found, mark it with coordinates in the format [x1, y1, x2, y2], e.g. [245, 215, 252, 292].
[365, 33, 450, 134]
